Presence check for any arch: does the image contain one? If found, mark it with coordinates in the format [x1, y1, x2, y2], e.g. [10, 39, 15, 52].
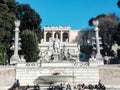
[55, 32, 60, 39]
[46, 32, 52, 42]
[63, 32, 68, 42]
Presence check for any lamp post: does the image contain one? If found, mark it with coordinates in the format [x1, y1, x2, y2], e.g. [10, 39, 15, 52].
[92, 20, 103, 60]
[10, 20, 21, 65]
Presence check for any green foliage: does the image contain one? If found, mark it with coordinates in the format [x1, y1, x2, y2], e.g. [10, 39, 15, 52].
[114, 23, 120, 45]
[117, 49, 120, 58]
[16, 4, 42, 31]
[0, 0, 42, 62]
[21, 30, 40, 62]
[0, 0, 16, 42]
[16, 4, 42, 42]
[80, 45, 93, 57]
[117, 0, 120, 8]
[0, 43, 6, 65]
[7, 0, 16, 12]
[0, 0, 17, 61]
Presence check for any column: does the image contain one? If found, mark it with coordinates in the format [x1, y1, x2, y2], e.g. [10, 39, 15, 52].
[10, 20, 21, 65]
[68, 31, 70, 42]
[52, 31, 55, 41]
[93, 20, 103, 60]
[60, 31, 63, 42]
[95, 26, 100, 55]
[14, 28, 19, 55]
[44, 31, 46, 42]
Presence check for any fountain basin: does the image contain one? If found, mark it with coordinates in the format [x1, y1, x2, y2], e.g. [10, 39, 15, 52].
[38, 75, 74, 83]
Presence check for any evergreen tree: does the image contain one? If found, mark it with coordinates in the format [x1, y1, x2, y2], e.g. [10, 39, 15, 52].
[0, 0, 16, 44]
[16, 4, 42, 41]
[0, 43, 7, 65]
[0, 0, 42, 63]
[21, 30, 40, 62]
[0, 0, 17, 63]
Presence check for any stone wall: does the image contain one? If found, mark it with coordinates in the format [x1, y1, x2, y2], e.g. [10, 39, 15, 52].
[99, 64, 120, 88]
[0, 64, 120, 89]
[0, 66, 15, 87]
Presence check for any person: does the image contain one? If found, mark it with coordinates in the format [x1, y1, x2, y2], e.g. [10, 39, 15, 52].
[35, 84, 40, 90]
[77, 84, 81, 90]
[11, 79, 20, 90]
[66, 83, 71, 90]
[26, 85, 30, 90]
[16, 79, 20, 90]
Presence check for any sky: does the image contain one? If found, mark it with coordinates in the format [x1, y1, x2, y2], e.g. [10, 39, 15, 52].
[16, 0, 120, 30]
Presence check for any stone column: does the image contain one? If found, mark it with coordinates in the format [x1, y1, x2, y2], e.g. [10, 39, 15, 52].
[10, 20, 21, 65]
[44, 31, 46, 42]
[14, 27, 19, 55]
[60, 31, 63, 42]
[68, 31, 70, 42]
[93, 20, 103, 60]
[52, 31, 55, 41]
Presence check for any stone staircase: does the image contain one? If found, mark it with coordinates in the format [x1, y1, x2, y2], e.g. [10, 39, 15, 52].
[16, 62, 99, 87]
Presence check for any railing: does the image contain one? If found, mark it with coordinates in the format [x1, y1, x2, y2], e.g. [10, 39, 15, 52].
[74, 62, 89, 67]
[26, 62, 41, 67]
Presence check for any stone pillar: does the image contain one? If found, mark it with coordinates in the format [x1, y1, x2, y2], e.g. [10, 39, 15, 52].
[10, 20, 21, 64]
[60, 31, 63, 42]
[44, 31, 46, 42]
[14, 28, 19, 55]
[52, 31, 55, 41]
[93, 20, 103, 61]
[95, 26, 100, 55]
[68, 31, 70, 42]
[56, 33, 58, 39]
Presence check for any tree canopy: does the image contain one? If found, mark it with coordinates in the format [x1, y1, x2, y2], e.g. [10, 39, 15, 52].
[117, 0, 120, 8]
[89, 14, 119, 45]
[21, 30, 40, 62]
[16, 4, 42, 31]
[0, 0, 42, 63]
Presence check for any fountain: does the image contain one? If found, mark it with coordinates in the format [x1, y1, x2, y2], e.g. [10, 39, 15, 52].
[38, 76, 73, 83]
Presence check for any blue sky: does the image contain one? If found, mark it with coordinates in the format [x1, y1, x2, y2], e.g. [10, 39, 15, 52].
[16, 0, 120, 30]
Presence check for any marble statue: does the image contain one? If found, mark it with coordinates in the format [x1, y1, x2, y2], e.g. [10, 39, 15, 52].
[53, 38, 60, 53]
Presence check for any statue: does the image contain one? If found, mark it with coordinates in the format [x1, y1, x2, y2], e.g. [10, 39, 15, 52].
[53, 38, 60, 53]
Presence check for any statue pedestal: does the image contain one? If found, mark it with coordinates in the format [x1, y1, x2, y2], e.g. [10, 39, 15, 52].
[96, 53, 103, 61]
[52, 53, 59, 62]
[10, 54, 20, 65]
[89, 60, 104, 67]
[89, 55, 104, 67]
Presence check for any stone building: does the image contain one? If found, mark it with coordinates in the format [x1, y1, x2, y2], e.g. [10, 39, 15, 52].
[38, 26, 80, 62]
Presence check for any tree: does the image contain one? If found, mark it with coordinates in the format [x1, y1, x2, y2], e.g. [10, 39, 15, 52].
[0, 0, 16, 43]
[115, 23, 120, 45]
[21, 30, 40, 62]
[16, 4, 42, 30]
[0, 0, 42, 63]
[0, 0, 17, 62]
[89, 14, 119, 45]
[117, 0, 120, 8]
[0, 43, 7, 65]
[16, 4, 42, 42]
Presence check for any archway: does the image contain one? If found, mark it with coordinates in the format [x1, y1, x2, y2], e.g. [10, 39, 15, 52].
[63, 32, 68, 42]
[55, 32, 60, 39]
[46, 32, 52, 42]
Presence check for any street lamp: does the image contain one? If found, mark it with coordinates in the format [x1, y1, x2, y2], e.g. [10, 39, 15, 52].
[10, 20, 21, 65]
